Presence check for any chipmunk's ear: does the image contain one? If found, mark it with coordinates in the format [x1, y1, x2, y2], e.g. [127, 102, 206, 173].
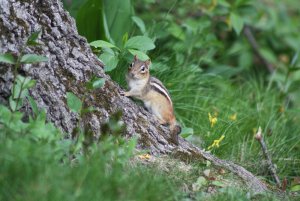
[145, 59, 151, 67]
[134, 55, 138, 61]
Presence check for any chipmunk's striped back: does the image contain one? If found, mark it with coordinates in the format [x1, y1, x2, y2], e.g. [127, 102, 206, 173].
[122, 55, 181, 145]
[149, 77, 173, 107]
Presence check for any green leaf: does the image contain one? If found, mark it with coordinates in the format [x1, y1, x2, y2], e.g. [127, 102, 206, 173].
[23, 79, 36, 89]
[66, 92, 82, 114]
[0, 53, 16, 64]
[218, 0, 231, 7]
[0, 105, 13, 124]
[212, 180, 226, 187]
[99, 53, 119, 72]
[122, 32, 129, 46]
[103, 0, 133, 46]
[132, 16, 146, 33]
[90, 40, 119, 50]
[92, 78, 106, 89]
[124, 36, 155, 51]
[291, 51, 299, 67]
[168, 23, 185, 41]
[180, 127, 194, 139]
[230, 13, 244, 35]
[76, 0, 105, 42]
[192, 176, 207, 191]
[127, 49, 149, 61]
[260, 48, 277, 63]
[26, 31, 41, 46]
[20, 54, 48, 64]
[8, 96, 17, 112]
[288, 67, 300, 72]
[81, 106, 96, 115]
[86, 76, 105, 90]
[9, 96, 22, 112]
[28, 96, 39, 117]
[12, 80, 28, 99]
[16, 75, 26, 83]
[291, 185, 300, 192]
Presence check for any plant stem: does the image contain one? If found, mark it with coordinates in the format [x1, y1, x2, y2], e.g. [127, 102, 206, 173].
[12, 46, 24, 106]
[14, 77, 26, 111]
[255, 127, 281, 187]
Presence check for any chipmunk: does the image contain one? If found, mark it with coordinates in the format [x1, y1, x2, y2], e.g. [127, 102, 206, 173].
[121, 55, 181, 145]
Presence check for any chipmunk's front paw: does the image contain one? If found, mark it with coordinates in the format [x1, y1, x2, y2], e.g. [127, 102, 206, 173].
[120, 91, 129, 97]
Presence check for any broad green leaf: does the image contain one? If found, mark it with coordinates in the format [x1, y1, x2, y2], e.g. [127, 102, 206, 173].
[127, 49, 149, 61]
[16, 75, 26, 83]
[99, 52, 119, 72]
[0, 53, 16, 64]
[20, 54, 48, 64]
[291, 185, 300, 192]
[66, 92, 82, 113]
[230, 13, 244, 35]
[124, 36, 155, 51]
[23, 79, 36, 89]
[103, 0, 133, 46]
[90, 40, 119, 50]
[132, 16, 146, 33]
[26, 31, 41, 46]
[92, 78, 106, 89]
[76, 0, 105, 42]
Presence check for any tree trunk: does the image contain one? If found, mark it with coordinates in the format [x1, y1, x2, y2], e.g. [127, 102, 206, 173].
[0, 0, 269, 194]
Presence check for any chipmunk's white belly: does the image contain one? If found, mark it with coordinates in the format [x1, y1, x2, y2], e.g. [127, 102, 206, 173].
[129, 79, 147, 92]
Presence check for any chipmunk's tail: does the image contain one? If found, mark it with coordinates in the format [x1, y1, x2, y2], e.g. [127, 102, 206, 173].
[170, 117, 181, 145]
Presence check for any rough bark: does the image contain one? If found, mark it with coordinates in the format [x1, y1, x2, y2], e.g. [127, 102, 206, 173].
[0, 0, 269, 194]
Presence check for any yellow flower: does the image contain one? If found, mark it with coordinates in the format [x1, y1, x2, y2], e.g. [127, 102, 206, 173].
[208, 112, 217, 127]
[207, 135, 225, 150]
[138, 154, 151, 160]
[229, 113, 237, 121]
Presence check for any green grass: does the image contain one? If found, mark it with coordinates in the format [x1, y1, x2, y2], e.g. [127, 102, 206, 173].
[145, 59, 300, 185]
[0, 128, 179, 201]
[109, 49, 300, 188]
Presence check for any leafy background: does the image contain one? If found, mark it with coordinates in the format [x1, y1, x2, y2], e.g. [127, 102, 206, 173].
[64, 0, 300, 196]
[1, 0, 300, 200]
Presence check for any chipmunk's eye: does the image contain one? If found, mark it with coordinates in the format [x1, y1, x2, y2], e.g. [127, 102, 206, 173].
[140, 65, 145, 72]
[129, 63, 133, 69]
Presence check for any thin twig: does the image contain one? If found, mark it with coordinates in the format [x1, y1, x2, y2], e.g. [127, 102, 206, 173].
[255, 127, 281, 187]
[243, 26, 275, 73]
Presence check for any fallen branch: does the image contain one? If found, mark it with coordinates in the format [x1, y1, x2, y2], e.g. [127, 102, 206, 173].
[255, 127, 281, 187]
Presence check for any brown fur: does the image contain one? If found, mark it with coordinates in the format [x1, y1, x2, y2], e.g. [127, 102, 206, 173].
[122, 55, 181, 144]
